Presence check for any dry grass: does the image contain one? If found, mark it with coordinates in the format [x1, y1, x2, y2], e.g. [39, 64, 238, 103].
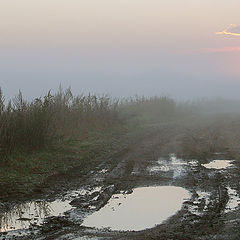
[0, 87, 120, 159]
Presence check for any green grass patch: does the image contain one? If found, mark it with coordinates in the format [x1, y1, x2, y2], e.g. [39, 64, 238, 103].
[0, 125, 130, 196]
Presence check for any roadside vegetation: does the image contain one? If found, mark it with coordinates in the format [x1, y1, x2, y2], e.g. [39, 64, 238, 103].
[0, 87, 240, 197]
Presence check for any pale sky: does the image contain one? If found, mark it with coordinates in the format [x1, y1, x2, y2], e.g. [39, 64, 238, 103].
[1, 0, 240, 99]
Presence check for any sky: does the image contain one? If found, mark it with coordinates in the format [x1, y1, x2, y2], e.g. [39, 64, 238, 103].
[1, 0, 240, 100]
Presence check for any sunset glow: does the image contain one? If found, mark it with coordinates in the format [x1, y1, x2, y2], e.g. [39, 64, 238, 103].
[216, 24, 240, 37]
[204, 46, 240, 53]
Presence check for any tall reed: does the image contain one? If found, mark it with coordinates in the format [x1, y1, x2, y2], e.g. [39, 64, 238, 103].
[0, 87, 181, 161]
[0, 87, 121, 159]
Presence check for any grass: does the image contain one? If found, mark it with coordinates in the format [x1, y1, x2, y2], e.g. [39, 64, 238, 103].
[0, 87, 120, 158]
[1, 87, 240, 197]
[0, 126, 129, 196]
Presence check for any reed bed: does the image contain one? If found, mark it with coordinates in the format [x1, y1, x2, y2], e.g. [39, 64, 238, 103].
[0, 88, 179, 160]
[0, 87, 120, 158]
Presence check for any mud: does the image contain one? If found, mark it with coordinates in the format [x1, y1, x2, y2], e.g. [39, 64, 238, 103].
[0, 130, 240, 240]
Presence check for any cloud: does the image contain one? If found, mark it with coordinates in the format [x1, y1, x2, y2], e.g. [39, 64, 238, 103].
[204, 46, 240, 53]
[216, 24, 240, 37]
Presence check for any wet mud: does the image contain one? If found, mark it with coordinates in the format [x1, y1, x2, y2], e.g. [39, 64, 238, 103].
[0, 131, 240, 240]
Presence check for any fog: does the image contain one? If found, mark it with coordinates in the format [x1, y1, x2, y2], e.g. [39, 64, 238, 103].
[1, 0, 240, 100]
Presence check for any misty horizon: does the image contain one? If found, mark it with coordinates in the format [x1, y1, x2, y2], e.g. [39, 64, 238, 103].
[1, 0, 240, 100]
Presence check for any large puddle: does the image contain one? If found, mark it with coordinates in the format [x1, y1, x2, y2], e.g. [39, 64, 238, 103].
[82, 186, 190, 231]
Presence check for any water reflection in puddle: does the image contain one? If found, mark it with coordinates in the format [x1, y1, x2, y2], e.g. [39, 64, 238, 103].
[82, 186, 190, 231]
[202, 160, 234, 169]
[0, 200, 73, 232]
[0, 185, 104, 233]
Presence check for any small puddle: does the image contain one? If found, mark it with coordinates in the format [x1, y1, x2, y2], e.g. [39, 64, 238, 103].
[147, 154, 193, 179]
[202, 160, 234, 170]
[225, 187, 240, 213]
[69, 186, 102, 198]
[0, 200, 73, 232]
[82, 186, 190, 231]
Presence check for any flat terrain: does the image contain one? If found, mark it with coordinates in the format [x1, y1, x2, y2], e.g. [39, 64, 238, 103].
[0, 124, 240, 240]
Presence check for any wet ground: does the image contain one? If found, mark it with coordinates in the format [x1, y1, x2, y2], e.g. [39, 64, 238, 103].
[0, 132, 240, 240]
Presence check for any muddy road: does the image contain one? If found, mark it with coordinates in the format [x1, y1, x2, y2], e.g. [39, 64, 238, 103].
[0, 129, 240, 240]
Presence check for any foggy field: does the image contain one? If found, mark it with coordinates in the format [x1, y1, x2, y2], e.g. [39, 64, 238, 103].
[1, 87, 240, 192]
[2, 87, 240, 161]
[2, 1, 240, 239]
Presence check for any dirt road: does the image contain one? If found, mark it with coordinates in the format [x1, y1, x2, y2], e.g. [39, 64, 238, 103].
[1, 128, 240, 240]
